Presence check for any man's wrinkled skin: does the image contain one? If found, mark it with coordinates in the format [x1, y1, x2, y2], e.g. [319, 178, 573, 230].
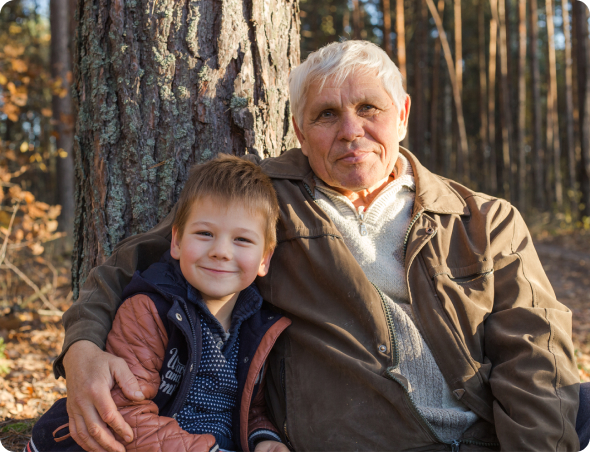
[64, 340, 144, 452]
[63, 70, 411, 452]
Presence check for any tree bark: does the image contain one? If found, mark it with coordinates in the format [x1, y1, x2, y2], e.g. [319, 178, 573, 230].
[488, 0, 498, 194]
[72, 0, 300, 295]
[430, 0, 445, 173]
[411, 0, 428, 159]
[562, 0, 577, 219]
[395, 0, 409, 149]
[352, 0, 362, 40]
[498, 0, 514, 201]
[454, 0, 462, 97]
[50, 0, 75, 250]
[478, 0, 488, 192]
[546, 0, 564, 208]
[382, 0, 392, 57]
[529, 0, 544, 209]
[517, 0, 526, 212]
[577, 2, 590, 216]
[426, 0, 469, 183]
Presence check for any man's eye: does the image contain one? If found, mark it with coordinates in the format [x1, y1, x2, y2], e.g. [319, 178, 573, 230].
[359, 105, 376, 114]
[319, 110, 334, 119]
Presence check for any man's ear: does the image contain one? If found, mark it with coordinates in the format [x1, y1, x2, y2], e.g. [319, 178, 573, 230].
[170, 226, 181, 259]
[257, 249, 274, 277]
[292, 117, 308, 152]
[397, 95, 411, 142]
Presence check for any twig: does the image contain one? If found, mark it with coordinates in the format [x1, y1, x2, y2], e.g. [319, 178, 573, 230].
[148, 158, 173, 169]
[2, 260, 62, 313]
[35, 256, 58, 298]
[0, 201, 20, 268]
[38, 309, 63, 317]
[7, 232, 67, 250]
[21, 284, 52, 307]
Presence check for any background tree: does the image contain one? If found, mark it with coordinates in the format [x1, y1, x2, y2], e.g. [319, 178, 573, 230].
[71, 0, 300, 294]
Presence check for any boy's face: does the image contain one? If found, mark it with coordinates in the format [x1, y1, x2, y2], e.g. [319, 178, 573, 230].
[170, 196, 272, 306]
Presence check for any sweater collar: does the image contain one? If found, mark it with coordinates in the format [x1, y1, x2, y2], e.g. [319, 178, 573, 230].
[261, 147, 469, 216]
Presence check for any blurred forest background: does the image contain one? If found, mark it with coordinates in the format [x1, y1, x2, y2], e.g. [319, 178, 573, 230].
[1, 0, 590, 447]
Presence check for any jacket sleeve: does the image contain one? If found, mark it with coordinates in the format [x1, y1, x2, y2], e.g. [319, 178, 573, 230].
[484, 203, 579, 451]
[247, 368, 282, 449]
[53, 205, 177, 378]
[104, 294, 217, 452]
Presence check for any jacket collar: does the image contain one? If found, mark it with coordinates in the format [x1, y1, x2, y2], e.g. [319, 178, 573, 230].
[261, 147, 469, 216]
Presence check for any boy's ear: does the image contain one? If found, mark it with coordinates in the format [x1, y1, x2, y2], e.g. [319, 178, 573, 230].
[257, 249, 274, 277]
[170, 226, 181, 259]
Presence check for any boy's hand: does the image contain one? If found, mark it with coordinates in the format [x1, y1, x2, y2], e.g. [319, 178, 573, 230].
[254, 440, 290, 452]
[63, 340, 145, 452]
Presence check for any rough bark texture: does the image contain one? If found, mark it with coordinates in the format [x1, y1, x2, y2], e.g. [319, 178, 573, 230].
[71, 0, 300, 296]
[50, 0, 75, 247]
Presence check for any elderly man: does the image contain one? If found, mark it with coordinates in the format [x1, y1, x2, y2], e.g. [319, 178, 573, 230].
[55, 41, 581, 451]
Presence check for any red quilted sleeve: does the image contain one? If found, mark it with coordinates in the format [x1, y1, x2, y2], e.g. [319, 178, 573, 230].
[105, 294, 217, 452]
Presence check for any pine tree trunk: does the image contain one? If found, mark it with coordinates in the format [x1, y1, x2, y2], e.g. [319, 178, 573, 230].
[50, 0, 75, 250]
[498, 0, 514, 201]
[430, 0, 445, 173]
[517, 0, 526, 212]
[426, 0, 469, 183]
[562, 0, 577, 219]
[546, 0, 564, 208]
[577, 2, 590, 216]
[382, 0, 392, 57]
[529, 0, 544, 209]
[488, 0, 498, 194]
[352, 0, 362, 40]
[72, 0, 300, 295]
[395, 0, 409, 149]
[478, 0, 488, 192]
[454, 0, 462, 97]
[411, 0, 428, 159]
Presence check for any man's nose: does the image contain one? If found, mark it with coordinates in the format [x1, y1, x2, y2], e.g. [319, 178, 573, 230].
[338, 112, 365, 142]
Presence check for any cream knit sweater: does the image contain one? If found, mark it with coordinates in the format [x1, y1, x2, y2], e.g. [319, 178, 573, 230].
[314, 155, 478, 443]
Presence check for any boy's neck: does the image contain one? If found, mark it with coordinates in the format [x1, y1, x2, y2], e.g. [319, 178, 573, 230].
[202, 292, 239, 331]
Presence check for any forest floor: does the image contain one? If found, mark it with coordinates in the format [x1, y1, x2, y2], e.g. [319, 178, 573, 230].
[0, 227, 589, 451]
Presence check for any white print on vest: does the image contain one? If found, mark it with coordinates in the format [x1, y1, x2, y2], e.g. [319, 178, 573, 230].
[159, 348, 186, 395]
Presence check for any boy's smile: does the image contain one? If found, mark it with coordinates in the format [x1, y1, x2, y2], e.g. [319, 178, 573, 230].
[170, 196, 272, 323]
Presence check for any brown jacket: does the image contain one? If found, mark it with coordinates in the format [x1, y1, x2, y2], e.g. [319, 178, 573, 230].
[105, 293, 290, 452]
[56, 148, 580, 451]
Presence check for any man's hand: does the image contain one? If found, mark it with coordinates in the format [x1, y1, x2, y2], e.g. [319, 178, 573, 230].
[254, 440, 290, 452]
[63, 340, 145, 452]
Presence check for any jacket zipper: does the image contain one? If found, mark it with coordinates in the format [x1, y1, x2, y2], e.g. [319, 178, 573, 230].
[171, 300, 199, 418]
[402, 210, 423, 262]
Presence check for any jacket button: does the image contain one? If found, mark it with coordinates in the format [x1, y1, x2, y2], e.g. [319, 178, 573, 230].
[176, 313, 182, 321]
[379, 345, 387, 353]
[268, 316, 274, 320]
[426, 227, 435, 235]
[190, 364, 194, 372]
[244, 357, 249, 363]
[172, 413, 177, 419]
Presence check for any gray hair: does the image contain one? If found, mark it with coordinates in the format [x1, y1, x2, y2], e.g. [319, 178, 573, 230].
[289, 40, 407, 127]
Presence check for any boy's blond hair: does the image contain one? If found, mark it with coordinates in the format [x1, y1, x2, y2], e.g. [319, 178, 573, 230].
[173, 155, 279, 253]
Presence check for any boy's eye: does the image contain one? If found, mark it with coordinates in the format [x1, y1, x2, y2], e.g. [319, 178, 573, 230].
[196, 231, 213, 237]
[235, 237, 252, 243]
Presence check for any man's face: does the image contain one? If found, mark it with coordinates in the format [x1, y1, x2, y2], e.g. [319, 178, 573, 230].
[293, 71, 410, 194]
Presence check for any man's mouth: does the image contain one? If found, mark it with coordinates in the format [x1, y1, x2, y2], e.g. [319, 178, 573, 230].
[338, 150, 371, 164]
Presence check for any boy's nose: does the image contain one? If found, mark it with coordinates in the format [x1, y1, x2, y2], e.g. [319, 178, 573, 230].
[209, 238, 232, 260]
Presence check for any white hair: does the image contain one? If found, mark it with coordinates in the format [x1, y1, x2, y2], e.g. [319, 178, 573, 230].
[289, 40, 407, 127]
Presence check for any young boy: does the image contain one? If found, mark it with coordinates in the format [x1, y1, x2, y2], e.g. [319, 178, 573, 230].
[27, 156, 291, 452]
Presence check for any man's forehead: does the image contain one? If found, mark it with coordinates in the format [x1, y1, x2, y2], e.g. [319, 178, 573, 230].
[306, 76, 392, 108]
